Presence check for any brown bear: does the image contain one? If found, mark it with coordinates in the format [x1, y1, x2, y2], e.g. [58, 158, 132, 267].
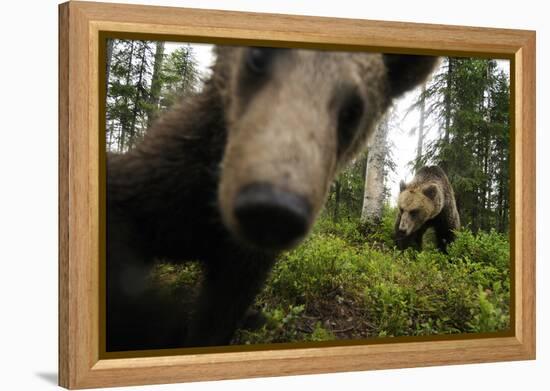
[394, 166, 460, 252]
[107, 46, 438, 351]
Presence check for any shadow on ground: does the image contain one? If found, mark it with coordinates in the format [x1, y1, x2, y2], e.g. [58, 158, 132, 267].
[36, 372, 57, 385]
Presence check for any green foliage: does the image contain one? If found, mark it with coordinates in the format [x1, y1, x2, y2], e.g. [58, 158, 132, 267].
[234, 209, 510, 343]
[309, 323, 336, 342]
[314, 204, 396, 249]
[448, 228, 510, 271]
[150, 205, 509, 346]
[324, 154, 367, 221]
[159, 46, 200, 110]
[417, 58, 510, 233]
[360, 245, 509, 337]
[106, 40, 157, 152]
[266, 232, 363, 306]
[363, 204, 398, 248]
[467, 283, 509, 333]
[232, 305, 307, 344]
[313, 217, 365, 245]
[106, 40, 200, 152]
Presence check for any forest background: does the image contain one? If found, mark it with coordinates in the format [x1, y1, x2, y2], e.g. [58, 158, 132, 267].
[105, 40, 511, 343]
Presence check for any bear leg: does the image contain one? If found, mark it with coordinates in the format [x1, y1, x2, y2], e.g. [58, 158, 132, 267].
[413, 232, 424, 251]
[185, 247, 276, 347]
[435, 228, 455, 254]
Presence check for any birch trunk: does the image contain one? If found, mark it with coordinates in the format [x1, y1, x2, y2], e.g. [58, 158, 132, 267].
[360, 115, 390, 225]
[106, 39, 114, 91]
[416, 83, 426, 166]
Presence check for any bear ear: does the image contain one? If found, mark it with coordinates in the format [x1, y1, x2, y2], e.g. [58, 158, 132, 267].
[383, 54, 439, 98]
[422, 184, 439, 200]
[399, 180, 407, 193]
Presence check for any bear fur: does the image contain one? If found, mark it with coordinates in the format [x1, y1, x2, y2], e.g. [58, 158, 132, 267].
[394, 166, 460, 252]
[107, 46, 438, 351]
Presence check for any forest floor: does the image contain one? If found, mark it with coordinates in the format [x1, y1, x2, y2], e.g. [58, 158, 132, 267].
[152, 208, 511, 346]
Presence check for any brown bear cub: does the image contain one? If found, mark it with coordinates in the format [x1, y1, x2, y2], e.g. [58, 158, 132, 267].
[395, 166, 460, 253]
[107, 46, 438, 351]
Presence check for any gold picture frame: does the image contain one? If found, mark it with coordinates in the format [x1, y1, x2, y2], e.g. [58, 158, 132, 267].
[59, 1, 536, 388]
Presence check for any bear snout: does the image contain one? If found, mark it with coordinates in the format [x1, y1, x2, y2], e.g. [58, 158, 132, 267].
[233, 183, 312, 250]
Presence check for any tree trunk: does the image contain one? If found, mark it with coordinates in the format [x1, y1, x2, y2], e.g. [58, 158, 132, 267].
[497, 152, 505, 232]
[361, 114, 390, 225]
[106, 39, 114, 91]
[128, 42, 148, 149]
[416, 83, 427, 167]
[480, 62, 491, 231]
[438, 58, 453, 172]
[119, 41, 134, 152]
[444, 58, 453, 144]
[483, 132, 491, 230]
[147, 42, 165, 129]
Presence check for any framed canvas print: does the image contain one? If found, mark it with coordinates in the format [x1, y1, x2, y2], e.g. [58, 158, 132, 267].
[58, 1, 536, 389]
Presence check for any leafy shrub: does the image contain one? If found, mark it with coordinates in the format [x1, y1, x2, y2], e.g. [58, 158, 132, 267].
[448, 228, 510, 271]
[314, 216, 366, 245]
[254, 226, 510, 340]
[467, 283, 509, 333]
[308, 323, 336, 341]
[364, 204, 399, 248]
[232, 304, 307, 344]
[267, 233, 364, 305]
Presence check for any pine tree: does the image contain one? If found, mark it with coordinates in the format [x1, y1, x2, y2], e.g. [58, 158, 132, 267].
[146, 42, 165, 129]
[414, 57, 510, 233]
[127, 41, 155, 148]
[105, 41, 200, 152]
[160, 45, 200, 110]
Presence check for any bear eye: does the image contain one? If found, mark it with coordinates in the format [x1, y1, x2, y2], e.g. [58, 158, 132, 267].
[337, 91, 364, 155]
[409, 209, 419, 217]
[246, 47, 275, 74]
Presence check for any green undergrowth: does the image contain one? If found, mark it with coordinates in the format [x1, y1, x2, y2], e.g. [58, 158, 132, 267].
[153, 209, 511, 345]
[232, 211, 510, 344]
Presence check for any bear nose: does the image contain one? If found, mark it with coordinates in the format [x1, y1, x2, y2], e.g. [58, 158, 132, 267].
[234, 183, 312, 250]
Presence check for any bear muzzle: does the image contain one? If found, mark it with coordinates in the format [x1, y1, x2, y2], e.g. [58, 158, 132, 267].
[398, 217, 415, 236]
[233, 182, 312, 250]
